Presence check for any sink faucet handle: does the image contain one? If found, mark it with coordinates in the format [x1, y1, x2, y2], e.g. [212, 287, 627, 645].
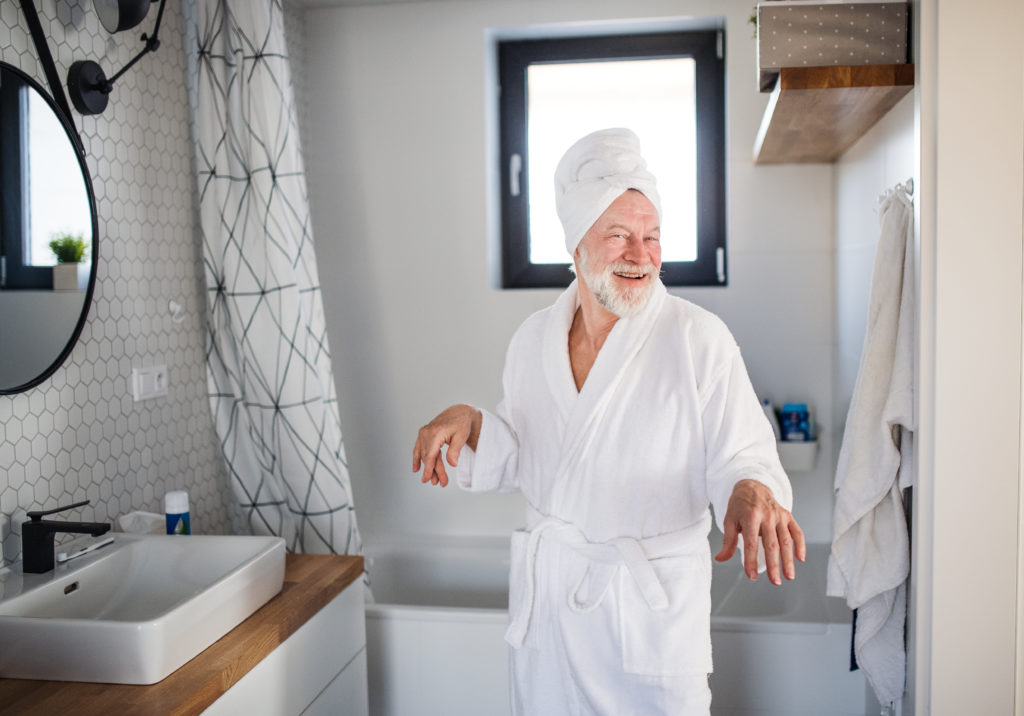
[26, 499, 91, 522]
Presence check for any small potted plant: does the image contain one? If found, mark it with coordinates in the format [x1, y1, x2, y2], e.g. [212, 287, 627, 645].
[49, 233, 89, 291]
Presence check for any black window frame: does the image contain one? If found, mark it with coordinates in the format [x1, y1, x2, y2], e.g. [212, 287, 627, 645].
[498, 30, 727, 289]
[0, 69, 58, 289]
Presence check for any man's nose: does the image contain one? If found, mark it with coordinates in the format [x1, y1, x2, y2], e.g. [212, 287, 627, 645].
[623, 236, 649, 262]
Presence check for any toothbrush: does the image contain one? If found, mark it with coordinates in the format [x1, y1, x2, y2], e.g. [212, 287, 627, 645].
[56, 536, 115, 563]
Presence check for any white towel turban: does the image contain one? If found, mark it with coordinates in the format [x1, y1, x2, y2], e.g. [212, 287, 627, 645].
[553, 128, 662, 256]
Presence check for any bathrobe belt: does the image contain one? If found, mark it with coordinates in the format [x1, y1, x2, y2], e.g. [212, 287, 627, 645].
[505, 513, 709, 649]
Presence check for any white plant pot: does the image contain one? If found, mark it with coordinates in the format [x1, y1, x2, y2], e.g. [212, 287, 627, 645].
[52, 262, 88, 291]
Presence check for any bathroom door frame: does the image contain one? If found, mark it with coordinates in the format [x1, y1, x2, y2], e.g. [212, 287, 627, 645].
[911, 0, 1024, 713]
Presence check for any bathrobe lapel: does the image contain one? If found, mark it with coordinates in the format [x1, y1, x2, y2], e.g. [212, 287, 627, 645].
[542, 280, 669, 483]
[541, 283, 580, 428]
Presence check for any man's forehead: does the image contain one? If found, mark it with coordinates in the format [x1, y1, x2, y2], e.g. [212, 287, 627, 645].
[596, 196, 660, 224]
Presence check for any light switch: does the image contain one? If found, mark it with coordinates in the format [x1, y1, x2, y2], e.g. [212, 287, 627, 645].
[132, 365, 168, 401]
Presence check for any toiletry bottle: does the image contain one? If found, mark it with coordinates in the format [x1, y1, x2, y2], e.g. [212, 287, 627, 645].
[165, 490, 190, 535]
[780, 403, 811, 442]
[761, 399, 782, 440]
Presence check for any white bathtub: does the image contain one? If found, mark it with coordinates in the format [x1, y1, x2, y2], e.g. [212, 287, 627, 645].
[364, 535, 878, 716]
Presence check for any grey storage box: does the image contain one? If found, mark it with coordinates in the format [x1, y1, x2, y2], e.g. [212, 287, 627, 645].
[757, 1, 909, 91]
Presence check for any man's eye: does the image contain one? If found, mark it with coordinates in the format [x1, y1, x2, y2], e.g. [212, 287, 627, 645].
[645, 236, 660, 242]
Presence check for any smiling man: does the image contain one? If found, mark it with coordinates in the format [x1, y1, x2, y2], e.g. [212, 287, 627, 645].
[413, 128, 805, 715]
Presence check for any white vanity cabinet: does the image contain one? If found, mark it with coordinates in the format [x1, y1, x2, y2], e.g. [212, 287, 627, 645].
[203, 571, 368, 716]
[0, 555, 367, 715]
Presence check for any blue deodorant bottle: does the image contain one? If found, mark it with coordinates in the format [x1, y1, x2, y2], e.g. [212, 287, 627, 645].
[165, 490, 191, 535]
[780, 404, 812, 442]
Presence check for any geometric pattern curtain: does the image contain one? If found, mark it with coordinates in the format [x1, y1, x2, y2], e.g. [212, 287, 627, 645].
[184, 0, 363, 557]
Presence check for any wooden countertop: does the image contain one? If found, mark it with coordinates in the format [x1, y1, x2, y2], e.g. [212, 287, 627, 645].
[0, 554, 364, 716]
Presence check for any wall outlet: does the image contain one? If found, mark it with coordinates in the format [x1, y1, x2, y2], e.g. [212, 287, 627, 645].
[132, 365, 168, 401]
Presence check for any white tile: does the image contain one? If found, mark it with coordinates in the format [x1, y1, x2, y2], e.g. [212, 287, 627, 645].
[0, 1, 232, 565]
[786, 433, 836, 543]
[835, 245, 876, 367]
[882, 95, 916, 189]
[718, 250, 834, 349]
[835, 346, 866, 428]
[752, 340, 831, 405]
[728, 159, 834, 254]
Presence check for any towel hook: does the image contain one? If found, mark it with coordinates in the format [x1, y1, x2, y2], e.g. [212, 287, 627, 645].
[879, 177, 915, 203]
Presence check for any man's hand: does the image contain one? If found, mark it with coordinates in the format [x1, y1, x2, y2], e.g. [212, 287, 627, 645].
[412, 404, 482, 487]
[715, 479, 806, 585]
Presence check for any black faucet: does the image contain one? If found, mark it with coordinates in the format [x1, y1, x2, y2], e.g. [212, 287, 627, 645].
[22, 500, 112, 574]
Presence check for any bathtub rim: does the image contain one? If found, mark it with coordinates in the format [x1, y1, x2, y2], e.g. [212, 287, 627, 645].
[365, 602, 507, 624]
[363, 536, 852, 633]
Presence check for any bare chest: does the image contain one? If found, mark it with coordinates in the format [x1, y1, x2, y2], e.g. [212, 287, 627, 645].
[568, 341, 599, 392]
[567, 313, 614, 392]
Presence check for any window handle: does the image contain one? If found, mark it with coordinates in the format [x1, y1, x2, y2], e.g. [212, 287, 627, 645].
[509, 153, 522, 197]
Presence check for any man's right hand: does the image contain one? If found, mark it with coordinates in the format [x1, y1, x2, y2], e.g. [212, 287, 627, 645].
[412, 404, 482, 487]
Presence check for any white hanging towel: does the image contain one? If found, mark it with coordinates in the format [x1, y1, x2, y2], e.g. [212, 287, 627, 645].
[827, 182, 915, 708]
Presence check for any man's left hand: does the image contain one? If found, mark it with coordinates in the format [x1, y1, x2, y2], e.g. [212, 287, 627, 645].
[714, 479, 806, 585]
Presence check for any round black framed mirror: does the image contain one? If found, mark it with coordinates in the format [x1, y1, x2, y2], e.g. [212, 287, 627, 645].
[0, 61, 98, 395]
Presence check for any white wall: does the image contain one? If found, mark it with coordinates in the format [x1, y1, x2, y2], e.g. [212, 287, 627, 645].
[834, 95, 915, 434]
[302, 0, 836, 545]
[0, 1, 238, 567]
[913, 1, 1024, 713]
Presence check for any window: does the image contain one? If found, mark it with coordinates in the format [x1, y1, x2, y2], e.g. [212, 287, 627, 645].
[0, 69, 91, 289]
[497, 30, 726, 288]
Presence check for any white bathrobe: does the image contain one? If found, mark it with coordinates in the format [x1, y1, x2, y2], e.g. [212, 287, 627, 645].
[456, 281, 792, 715]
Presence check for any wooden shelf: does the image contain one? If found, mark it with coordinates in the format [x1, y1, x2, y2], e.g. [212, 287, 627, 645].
[753, 64, 914, 164]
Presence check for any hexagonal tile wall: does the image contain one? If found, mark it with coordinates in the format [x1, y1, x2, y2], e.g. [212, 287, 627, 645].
[0, 0, 244, 566]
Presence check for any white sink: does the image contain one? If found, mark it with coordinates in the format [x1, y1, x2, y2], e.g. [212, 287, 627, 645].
[0, 533, 285, 684]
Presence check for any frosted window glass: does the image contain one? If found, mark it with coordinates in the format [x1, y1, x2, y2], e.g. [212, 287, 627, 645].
[526, 58, 697, 264]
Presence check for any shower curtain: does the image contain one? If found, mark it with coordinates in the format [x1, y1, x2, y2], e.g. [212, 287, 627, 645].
[184, 0, 363, 557]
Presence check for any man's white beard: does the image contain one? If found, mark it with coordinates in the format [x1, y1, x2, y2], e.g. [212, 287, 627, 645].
[576, 245, 662, 318]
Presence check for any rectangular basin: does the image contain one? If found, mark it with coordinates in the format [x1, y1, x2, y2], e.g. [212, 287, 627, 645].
[0, 533, 285, 684]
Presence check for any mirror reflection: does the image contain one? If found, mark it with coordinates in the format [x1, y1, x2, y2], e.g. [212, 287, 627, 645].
[0, 62, 96, 393]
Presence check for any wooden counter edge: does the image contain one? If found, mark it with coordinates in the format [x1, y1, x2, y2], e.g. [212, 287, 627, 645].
[0, 553, 365, 716]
